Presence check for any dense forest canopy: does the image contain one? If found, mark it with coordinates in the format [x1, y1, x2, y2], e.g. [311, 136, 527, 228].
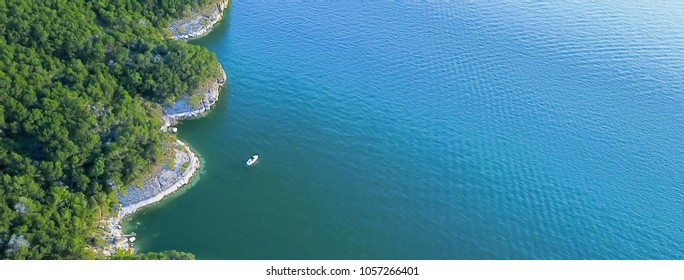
[0, 0, 222, 259]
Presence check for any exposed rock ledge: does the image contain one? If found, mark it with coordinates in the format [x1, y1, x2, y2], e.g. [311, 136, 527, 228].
[100, 140, 200, 256]
[116, 140, 200, 218]
[163, 64, 227, 124]
[169, 0, 230, 40]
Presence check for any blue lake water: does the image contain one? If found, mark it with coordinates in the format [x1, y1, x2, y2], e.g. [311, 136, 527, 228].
[126, 1, 684, 259]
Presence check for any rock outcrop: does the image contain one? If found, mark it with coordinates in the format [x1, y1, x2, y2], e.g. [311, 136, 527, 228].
[116, 140, 200, 217]
[163, 64, 227, 121]
[169, 0, 230, 40]
[101, 140, 200, 256]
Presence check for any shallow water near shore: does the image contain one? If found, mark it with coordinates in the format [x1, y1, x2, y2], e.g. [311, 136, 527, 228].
[126, 1, 684, 259]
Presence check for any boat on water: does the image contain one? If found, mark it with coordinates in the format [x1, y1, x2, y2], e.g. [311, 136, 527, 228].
[246, 154, 259, 167]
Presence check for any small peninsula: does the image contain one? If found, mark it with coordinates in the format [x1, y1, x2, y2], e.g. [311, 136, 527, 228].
[169, 0, 230, 40]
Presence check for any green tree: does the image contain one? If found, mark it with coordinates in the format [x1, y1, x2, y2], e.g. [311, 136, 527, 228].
[0, 0, 222, 259]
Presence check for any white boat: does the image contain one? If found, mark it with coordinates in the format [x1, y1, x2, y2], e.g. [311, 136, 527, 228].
[246, 154, 259, 167]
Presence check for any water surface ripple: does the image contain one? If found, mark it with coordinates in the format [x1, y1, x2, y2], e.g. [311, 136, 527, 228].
[126, 1, 684, 259]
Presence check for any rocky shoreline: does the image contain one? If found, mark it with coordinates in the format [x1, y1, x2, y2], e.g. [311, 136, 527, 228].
[98, 140, 201, 256]
[163, 64, 227, 124]
[117, 140, 200, 218]
[169, 0, 230, 40]
[97, 2, 229, 257]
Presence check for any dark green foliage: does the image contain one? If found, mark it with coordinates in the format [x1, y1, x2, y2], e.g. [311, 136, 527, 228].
[0, 0, 221, 259]
[114, 39, 220, 103]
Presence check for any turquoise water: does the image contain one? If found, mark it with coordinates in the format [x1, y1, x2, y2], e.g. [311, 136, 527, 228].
[126, 1, 684, 259]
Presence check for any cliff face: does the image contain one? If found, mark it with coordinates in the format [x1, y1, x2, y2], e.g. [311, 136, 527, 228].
[169, 0, 230, 40]
[117, 140, 199, 217]
[106, 140, 200, 256]
[163, 64, 227, 121]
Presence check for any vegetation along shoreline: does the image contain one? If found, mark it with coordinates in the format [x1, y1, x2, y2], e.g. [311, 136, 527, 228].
[102, 1, 230, 257]
[0, 0, 229, 259]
